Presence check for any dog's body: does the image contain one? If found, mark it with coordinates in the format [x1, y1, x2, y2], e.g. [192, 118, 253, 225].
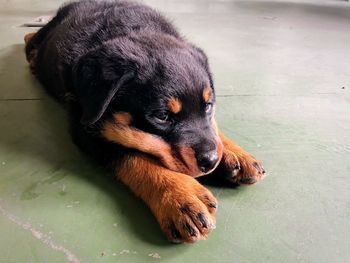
[25, 0, 265, 243]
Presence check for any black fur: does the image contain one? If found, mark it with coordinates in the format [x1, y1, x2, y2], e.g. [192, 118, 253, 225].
[26, 0, 218, 171]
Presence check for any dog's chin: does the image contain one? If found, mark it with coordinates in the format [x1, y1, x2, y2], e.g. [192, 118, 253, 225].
[197, 163, 221, 178]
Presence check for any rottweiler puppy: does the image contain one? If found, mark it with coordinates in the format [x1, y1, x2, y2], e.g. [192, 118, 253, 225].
[24, 0, 265, 243]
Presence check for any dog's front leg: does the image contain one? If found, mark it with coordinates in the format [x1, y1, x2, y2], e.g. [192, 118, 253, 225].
[213, 132, 266, 185]
[116, 153, 217, 243]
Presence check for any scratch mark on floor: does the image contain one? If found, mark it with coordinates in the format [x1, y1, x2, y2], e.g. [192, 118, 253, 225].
[148, 252, 161, 259]
[0, 203, 80, 263]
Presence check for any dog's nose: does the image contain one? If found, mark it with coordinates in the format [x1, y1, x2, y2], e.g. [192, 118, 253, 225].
[198, 151, 219, 173]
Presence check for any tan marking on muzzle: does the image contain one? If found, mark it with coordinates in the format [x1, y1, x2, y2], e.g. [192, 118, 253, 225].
[206, 118, 224, 174]
[174, 146, 202, 176]
[174, 118, 224, 177]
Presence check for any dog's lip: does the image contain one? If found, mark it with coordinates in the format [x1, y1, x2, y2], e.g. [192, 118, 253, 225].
[193, 155, 222, 178]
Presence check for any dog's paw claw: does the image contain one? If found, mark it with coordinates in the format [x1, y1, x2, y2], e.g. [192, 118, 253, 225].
[219, 150, 265, 186]
[155, 180, 217, 243]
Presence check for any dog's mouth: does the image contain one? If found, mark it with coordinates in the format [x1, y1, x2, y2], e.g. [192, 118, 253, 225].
[194, 156, 222, 177]
[168, 137, 224, 177]
[199, 136, 224, 176]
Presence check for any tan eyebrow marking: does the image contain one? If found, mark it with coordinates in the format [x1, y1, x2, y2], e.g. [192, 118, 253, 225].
[167, 97, 182, 114]
[203, 87, 212, 103]
[113, 112, 132, 125]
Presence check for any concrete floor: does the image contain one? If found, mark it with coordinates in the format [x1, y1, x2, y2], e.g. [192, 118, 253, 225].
[1, 0, 350, 262]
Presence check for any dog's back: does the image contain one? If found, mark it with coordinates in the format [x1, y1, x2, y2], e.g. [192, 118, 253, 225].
[25, 0, 180, 102]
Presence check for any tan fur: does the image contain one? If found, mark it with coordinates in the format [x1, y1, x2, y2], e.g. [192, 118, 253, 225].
[102, 120, 213, 177]
[102, 120, 178, 170]
[210, 118, 224, 172]
[174, 146, 201, 175]
[203, 87, 212, 103]
[167, 97, 182, 114]
[113, 112, 132, 125]
[218, 131, 265, 184]
[24, 32, 37, 74]
[116, 153, 217, 242]
[24, 32, 35, 45]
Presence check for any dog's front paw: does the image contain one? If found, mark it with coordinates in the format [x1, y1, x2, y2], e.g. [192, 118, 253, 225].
[152, 177, 217, 243]
[218, 149, 265, 185]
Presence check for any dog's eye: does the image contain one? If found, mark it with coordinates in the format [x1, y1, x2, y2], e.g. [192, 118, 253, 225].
[153, 111, 170, 123]
[205, 103, 213, 113]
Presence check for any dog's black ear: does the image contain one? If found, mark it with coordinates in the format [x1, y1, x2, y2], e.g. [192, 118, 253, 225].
[73, 48, 135, 125]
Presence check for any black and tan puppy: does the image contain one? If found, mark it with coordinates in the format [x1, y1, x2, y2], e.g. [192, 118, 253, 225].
[24, 0, 265, 243]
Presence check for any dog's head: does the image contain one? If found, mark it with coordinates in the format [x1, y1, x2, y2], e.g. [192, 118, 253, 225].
[73, 32, 223, 177]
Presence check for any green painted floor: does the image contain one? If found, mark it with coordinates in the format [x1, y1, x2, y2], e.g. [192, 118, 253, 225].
[1, 0, 350, 262]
